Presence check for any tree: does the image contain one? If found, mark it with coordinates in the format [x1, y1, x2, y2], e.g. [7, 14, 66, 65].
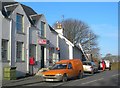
[53, 18, 99, 59]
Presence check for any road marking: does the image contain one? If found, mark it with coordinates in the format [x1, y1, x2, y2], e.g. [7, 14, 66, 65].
[54, 83, 64, 86]
[111, 74, 120, 77]
[81, 78, 104, 85]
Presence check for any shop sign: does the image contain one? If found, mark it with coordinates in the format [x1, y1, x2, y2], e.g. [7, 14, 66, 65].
[38, 38, 47, 45]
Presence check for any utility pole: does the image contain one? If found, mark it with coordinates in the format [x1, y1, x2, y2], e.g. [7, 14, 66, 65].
[88, 32, 92, 61]
[61, 15, 64, 22]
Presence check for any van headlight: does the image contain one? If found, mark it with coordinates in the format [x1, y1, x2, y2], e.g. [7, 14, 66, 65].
[42, 74, 45, 77]
[40, 73, 45, 77]
[55, 74, 62, 76]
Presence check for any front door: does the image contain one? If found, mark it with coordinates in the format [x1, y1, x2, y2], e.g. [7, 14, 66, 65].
[41, 46, 44, 68]
[67, 63, 74, 78]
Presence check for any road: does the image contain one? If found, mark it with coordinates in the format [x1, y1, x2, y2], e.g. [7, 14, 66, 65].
[24, 70, 119, 87]
[3, 70, 119, 88]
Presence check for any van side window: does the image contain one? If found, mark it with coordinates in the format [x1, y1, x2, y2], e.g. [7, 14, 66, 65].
[68, 63, 72, 69]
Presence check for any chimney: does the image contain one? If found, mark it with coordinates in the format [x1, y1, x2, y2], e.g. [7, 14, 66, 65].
[55, 21, 63, 35]
[56, 22, 62, 29]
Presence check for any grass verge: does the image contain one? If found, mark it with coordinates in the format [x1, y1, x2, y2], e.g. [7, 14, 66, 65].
[111, 62, 120, 70]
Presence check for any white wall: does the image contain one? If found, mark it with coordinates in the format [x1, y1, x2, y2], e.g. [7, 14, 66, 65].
[0, 11, 3, 86]
[58, 34, 74, 60]
[2, 3, 31, 77]
[69, 45, 73, 59]
[73, 46, 83, 60]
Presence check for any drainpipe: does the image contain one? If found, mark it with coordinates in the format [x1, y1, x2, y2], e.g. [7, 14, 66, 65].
[9, 19, 12, 66]
[26, 26, 30, 73]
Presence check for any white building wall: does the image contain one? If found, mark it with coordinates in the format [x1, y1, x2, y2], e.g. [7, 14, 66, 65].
[48, 29, 59, 65]
[36, 15, 50, 68]
[69, 45, 73, 59]
[59, 37, 69, 59]
[73, 46, 83, 60]
[58, 33, 74, 60]
[2, 18, 10, 40]
[0, 11, 3, 83]
[1, 3, 31, 77]
[29, 27, 41, 74]
[2, 18, 11, 66]
[10, 4, 31, 77]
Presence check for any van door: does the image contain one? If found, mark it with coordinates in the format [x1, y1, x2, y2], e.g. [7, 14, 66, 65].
[67, 63, 75, 78]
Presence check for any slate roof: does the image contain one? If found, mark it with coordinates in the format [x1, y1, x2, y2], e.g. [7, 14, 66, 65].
[21, 4, 37, 25]
[1, 2, 38, 25]
[49, 25, 58, 34]
[1, 2, 18, 17]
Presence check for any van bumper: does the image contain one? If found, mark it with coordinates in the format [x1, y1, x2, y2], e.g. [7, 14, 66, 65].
[43, 75, 63, 81]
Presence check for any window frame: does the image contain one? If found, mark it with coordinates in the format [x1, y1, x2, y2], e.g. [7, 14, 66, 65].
[40, 21, 45, 38]
[16, 41, 24, 62]
[16, 13, 24, 33]
[2, 39, 9, 61]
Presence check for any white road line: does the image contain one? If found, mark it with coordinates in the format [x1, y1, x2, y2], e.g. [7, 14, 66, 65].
[111, 74, 119, 77]
[54, 83, 64, 86]
[81, 78, 104, 85]
[81, 74, 119, 85]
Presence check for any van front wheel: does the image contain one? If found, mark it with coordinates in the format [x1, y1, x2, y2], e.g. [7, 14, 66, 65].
[62, 74, 67, 82]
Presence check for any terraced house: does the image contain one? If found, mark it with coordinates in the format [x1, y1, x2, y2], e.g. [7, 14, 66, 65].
[0, 1, 87, 79]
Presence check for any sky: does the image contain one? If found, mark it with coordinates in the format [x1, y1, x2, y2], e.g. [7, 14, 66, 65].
[20, 2, 118, 57]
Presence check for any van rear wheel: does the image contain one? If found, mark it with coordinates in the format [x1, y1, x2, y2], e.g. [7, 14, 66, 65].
[78, 72, 83, 79]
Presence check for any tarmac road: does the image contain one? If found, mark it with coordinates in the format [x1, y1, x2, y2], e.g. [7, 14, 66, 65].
[25, 70, 119, 87]
[2, 70, 119, 87]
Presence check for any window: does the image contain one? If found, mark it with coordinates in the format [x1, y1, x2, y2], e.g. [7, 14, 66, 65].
[2, 40, 8, 61]
[16, 13, 23, 33]
[29, 44, 36, 60]
[51, 64, 67, 70]
[40, 21, 45, 37]
[16, 41, 24, 61]
[68, 63, 72, 69]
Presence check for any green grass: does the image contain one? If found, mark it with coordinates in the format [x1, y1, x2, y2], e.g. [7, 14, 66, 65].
[111, 62, 120, 70]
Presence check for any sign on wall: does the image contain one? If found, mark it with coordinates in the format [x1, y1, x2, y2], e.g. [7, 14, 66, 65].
[38, 38, 47, 45]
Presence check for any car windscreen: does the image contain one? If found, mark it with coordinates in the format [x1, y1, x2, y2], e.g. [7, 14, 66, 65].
[83, 62, 87, 65]
[83, 62, 91, 66]
[51, 63, 67, 70]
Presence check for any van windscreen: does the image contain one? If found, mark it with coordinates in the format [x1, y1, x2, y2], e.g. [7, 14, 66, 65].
[51, 63, 67, 70]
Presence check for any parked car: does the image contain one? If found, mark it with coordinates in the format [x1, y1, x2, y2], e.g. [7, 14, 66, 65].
[98, 60, 106, 71]
[41, 59, 84, 82]
[83, 61, 98, 74]
[104, 60, 111, 70]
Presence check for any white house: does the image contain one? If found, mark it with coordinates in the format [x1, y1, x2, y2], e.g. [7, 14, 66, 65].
[55, 22, 74, 60]
[1, 2, 88, 79]
[0, 6, 3, 84]
[48, 25, 59, 65]
[1, 2, 60, 78]
[55, 22, 88, 61]
[1, 2, 32, 78]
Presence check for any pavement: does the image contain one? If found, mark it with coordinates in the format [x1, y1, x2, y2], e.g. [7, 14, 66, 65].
[2, 75, 43, 87]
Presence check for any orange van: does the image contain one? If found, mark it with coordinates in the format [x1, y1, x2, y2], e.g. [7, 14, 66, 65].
[41, 59, 84, 82]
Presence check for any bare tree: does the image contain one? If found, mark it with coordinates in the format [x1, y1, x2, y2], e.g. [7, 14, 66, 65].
[53, 18, 99, 58]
